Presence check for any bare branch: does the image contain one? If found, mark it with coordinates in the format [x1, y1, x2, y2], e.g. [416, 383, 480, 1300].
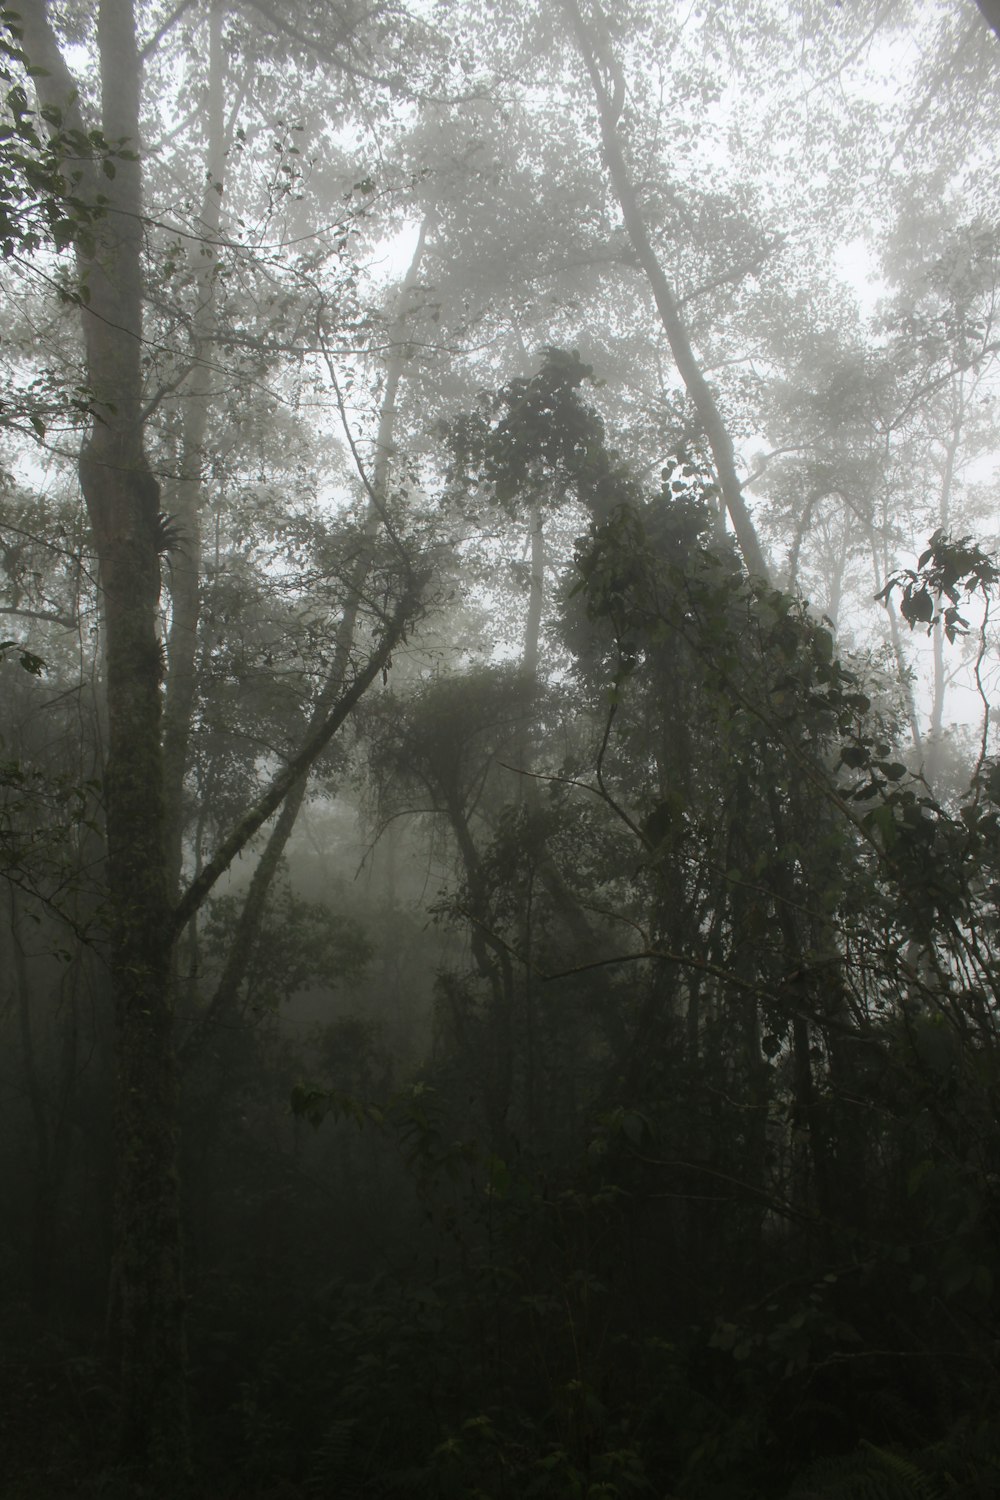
[0, 604, 79, 630]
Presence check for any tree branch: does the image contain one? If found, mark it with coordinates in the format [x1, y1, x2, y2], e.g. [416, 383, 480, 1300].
[139, 0, 197, 61]
[172, 582, 423, 933]
[11, 0, 94, 165]
[676, 240, 783, 309]
[0, 603, 78, 630]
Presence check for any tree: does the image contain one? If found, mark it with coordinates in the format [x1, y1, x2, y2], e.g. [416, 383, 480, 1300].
[559, 0, 769, 579]
[12, 2, 192, 1467]
[10, 0, 424, 1475]
[7, 0, 1000, 1492]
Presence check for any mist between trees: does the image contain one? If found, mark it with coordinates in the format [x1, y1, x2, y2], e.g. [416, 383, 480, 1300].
[3, 1, 1000, 1496]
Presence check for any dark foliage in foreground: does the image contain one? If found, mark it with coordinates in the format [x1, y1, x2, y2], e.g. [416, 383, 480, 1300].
[3, 363, 1000, 1499]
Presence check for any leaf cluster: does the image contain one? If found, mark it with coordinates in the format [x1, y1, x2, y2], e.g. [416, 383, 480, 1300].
[0, 11, 121, 260]
[877, 530, 1000, 642]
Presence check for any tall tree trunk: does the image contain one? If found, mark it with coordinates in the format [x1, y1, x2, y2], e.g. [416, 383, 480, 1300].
[81, 0, 187, 1464]
[162, 0, 227, 895]
[523, 500, 544, 683]
[19, 5, 426, 1473]
[561, 0, 769, 581]
[926, 389, 964, 786]
[18, 0, 188, 1473]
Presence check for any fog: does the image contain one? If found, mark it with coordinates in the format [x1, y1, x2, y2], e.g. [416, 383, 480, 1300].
[2, 1, 1000, 1494]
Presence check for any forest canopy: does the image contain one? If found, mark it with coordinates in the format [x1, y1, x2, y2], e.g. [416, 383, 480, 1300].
[2, 1, 1000, 1496]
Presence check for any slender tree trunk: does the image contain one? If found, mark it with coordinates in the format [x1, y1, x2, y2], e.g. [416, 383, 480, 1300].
[764, 783, 835, 1221]
[178, 226, 428, 1057]
[446, 789, 516, 1143]
[826, 519, 850, 631]
[162, 0, 226, 894]
[523, 500, 544, 682]
[518, 505, 544, 1133]
[926, 392, 964, 786]
[561, 0, 769, 580]
[869, 528, 923, 754]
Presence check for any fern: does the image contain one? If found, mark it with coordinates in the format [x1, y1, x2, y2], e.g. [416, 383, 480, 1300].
[788, 1441, 945, 1500]
[303, 1416, 359, 1496]
[861, 1441, 943, 1500]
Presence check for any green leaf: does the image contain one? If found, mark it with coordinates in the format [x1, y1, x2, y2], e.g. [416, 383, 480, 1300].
[18, 648, 44, 676]
[900, 587, 934, 626]
[0, 641, 45, 676]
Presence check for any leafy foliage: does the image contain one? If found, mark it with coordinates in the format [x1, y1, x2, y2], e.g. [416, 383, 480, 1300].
[878, 531, 1000, 642]
[0, 10, 123, 262]
[4, 0, 1000, 1493]
[201, 881, 372, 1015]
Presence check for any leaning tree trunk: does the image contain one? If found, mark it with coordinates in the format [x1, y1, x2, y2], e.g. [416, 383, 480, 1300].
[178, 222, 429, 1058]
[18, 0, 189, 1475]
[562, 0, 769, 581]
